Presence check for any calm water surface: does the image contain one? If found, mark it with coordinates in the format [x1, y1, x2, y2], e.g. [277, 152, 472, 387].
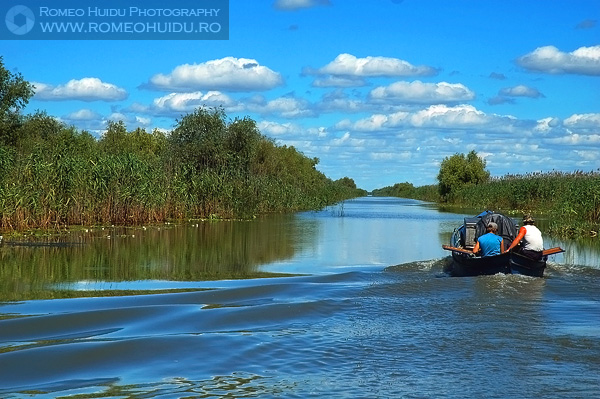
[0, 197, 599, 398]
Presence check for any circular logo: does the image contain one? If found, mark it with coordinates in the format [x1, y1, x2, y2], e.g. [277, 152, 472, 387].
[6, 5, 35, 35]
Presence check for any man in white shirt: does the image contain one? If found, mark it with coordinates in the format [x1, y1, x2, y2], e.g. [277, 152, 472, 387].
[507, 214, 544, 260]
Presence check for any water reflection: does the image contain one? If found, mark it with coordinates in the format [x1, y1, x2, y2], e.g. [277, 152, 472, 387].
[291, 197, 467, 270]
[0, 215, 303, 301]
[1, 197, 599, 302]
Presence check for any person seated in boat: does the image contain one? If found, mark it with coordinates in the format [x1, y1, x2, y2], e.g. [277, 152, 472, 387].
[506, 214, 544, 261]
[472, 222, 504, 257]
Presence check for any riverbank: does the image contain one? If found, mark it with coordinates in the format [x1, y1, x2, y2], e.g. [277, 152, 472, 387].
[373, 171, 600, 238]
[0, 109, 366, 234]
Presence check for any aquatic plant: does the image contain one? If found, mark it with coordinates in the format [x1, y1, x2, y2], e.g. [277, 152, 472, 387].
[0, 109, 364, 232]
[376, 170, 600, 238]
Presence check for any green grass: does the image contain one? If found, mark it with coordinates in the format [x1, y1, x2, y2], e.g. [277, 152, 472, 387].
[374, 171, 600, 238]
[0, 109, 365, 233]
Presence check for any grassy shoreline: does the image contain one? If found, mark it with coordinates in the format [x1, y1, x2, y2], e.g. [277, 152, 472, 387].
[0, 109, 366, 234]
[373, 171, 600, 238]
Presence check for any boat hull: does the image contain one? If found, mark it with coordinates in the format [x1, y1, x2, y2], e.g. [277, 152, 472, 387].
[448, 251, 546, 277]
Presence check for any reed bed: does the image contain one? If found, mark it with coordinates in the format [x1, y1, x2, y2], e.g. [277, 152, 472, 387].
[0, 109, 365, 232]
[452, 171, 600, 237]
[374, 171, 600, 237]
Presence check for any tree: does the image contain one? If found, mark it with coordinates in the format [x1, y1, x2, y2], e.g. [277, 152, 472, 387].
[169, 107, 228, 171]
[437, 150, 490, 201]
[15, 111, 65, 152]
[335, 177, 357, 190]
[225, 116, 262, 174]
[0, 57, 35, 146]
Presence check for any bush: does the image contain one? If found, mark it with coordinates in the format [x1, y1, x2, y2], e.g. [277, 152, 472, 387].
[437, 151, 489, 201]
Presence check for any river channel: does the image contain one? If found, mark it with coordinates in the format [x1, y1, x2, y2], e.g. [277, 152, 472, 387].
[0, 197, 598, 398]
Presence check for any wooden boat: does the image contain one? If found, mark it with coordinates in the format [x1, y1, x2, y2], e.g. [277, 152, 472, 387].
[442, 211, 564, 277]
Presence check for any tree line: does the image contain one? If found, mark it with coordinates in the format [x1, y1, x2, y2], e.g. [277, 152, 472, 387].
[0, 57, 366, 231]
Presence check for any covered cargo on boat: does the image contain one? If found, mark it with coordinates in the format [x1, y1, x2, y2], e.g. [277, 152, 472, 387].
[457, 211, 518, 250]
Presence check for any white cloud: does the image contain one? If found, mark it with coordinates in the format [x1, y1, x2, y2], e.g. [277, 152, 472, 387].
[310, 53, 437, 78]
[369, 81, 475, 104]
[129, 91, 317, 120]
[151, 91, 237, 114]
[574, 150, 599, 160]
[411, 104, 490, 127]
[356, 114, 391, 131]
[108, 112, 128, 121]
[548, 133, 600, 145]
[516, 45, 600, 76]
[499, 85, 544, 98]
[370, 152, 411, 160]
[33, 78, 128, 101]
[247, 96, 316, 118]
[330, 132, 365, 147]
[258, 121, 301, 136]
[332, 132, 351, 145]
[274, 0, 330, 11]
[340, 104, 495, 131]
[147, 57, 284, 92]
[318, 96, 368, 113]
[534, 117, 561, 133]
[64, 108, 102, 120]
[135, 116, 152, 126]
[564, 113, 600, 129]
[317, 90, 373, 113]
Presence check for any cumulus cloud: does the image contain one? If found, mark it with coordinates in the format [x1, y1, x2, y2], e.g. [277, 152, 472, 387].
[564, 113, 600, 130]
[548, 133, 600, 146]
[318, 90, 371, 113]
[308, 53, 438, 78]
[127, 91, 318, 120]
[153, 91, 236, 112]
[516, 45, 600, 76]
[411, 104, 491, 127]
[334, 104, 511, 132]
[330, 132, 365, 147]
[33, 78, 128, 101]
[64, 108, 102, 120]
[258, 121, 301, 136]
[273, 0, 330, 11]
[247, 95, 317, 118]
[534, 117, 561, 133]
[531, 114, 600, 138]
[146, 57, 284, 92]
[574, 150, 599, 160]
[106, 112, 152, 127]
[370, 152, 406, 160]
[59, 109, 106, 133]
[369, 81, 475, 104]
[499, 85, 544, 98]
[126, 91, 238, 117]
[326, 106, 599, 188]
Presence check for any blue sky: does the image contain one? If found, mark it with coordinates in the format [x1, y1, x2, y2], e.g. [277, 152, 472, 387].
[3, 0, 600, 191]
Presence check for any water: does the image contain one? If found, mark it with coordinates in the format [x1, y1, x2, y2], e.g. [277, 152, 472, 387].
[0, 197, 598, 398]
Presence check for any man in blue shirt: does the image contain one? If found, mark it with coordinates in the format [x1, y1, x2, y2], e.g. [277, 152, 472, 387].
[472, 222, 504, 257]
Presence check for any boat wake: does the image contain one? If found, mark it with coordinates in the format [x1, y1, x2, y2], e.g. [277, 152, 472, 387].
[384, 257, 453, 274]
